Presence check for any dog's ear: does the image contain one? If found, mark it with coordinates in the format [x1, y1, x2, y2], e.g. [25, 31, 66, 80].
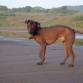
[25, 20, 30, 24]
[36, 22, 41, 27]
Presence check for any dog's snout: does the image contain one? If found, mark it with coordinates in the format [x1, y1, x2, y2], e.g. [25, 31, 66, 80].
[28, 30, 34, 34]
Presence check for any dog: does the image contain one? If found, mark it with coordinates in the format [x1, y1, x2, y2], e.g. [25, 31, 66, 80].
[25, 20, 83, 67]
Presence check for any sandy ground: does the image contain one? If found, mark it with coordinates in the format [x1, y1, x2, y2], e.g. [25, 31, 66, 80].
[0, 41, 83, 83]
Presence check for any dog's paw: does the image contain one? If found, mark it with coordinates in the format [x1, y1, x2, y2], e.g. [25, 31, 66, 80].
[60, 62, 65, 65]
[36, 62, 43, 65]
[68, 64, 74, 67]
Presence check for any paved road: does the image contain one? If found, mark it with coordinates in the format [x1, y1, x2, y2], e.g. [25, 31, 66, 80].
[0, 42, 83, 83]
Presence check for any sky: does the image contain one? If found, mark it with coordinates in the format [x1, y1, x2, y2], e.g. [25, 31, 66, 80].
[0, 0, 83, 9]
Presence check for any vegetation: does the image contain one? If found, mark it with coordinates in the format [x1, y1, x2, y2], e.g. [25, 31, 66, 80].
[0, 31, 28, 38]
[74, 39, 83, 46]
[0, 5, 83, 29]
[74, 15, 83, 21]
[0, 5, 78, 13]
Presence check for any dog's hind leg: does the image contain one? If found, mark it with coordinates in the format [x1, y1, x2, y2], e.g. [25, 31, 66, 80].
[67, 45, 75, 67]
[67, 33, 75, 67]
[60, 42, 69, 65]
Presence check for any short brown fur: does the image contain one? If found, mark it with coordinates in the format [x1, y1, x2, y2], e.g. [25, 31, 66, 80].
[25, 20, 83, 67]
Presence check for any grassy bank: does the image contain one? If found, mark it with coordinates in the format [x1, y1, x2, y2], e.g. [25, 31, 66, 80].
[0, 31, 28, 38]
[0, 12, 83, 30]
[74, 39, 83, 46]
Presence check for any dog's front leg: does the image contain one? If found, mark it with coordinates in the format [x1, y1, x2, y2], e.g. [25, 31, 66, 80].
[37, 44, 46, 65]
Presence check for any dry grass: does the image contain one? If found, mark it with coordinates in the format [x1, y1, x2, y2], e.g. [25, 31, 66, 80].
[0, 12, 83, 30]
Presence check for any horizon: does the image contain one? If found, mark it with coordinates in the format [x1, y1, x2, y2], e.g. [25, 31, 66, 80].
[1, 5, 83, 9]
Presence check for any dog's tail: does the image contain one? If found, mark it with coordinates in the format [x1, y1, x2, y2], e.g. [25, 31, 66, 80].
[74, 29, 83, 34]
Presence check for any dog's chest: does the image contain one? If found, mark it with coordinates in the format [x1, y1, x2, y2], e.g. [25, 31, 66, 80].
[34, 35, 43, 44]
[45, 36, 57, 45]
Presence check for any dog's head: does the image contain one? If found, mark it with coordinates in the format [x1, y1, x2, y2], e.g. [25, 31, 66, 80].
[25, 20, 41, 35]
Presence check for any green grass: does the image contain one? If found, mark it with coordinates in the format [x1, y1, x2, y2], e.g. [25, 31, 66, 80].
[74, 16, 83, 21]
[74, 39, 83, 46]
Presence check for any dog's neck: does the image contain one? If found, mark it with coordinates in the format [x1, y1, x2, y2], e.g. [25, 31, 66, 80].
[29, 26, 41, 39]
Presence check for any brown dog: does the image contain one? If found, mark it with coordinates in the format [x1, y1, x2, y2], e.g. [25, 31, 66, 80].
[25, 20, 83, 67]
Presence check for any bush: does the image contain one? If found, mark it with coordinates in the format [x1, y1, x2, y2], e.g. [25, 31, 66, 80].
[74, 39, 83, 46]
[74, 16, 83, 21]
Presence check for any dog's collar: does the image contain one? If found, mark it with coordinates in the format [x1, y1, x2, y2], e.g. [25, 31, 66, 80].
[30, 26, 41, 36]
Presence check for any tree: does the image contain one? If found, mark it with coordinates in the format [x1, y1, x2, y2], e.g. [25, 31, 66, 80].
[60, 6, 68, 14]
[25, 6, 32, 12]
[0, 5, 8, 11]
